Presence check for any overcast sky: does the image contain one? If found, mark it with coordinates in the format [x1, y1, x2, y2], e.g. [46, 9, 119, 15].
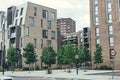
[0, 0, 90, 32]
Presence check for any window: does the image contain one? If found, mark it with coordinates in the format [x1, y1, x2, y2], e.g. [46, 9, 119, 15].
[19, 17, 23, 25]
[96, 38, 100, 44]
[47, 40, 51, 46]
[108, 25, 113, 34]
[51, 12, 55, 20]
[80, 38, 83, 43]
[108, 14, 112, 23]
[15, 19, 18, 25]
[42, 30, 48, 38]
[107, 3, 112, 12]
[26, 27, 29, 35]
[95, 27, 99, 36]
[118, 0, 120, 21]
[80, 32, 83, 37]
[16, 10, 19, 17]
[47, 21, 51, 29]
[41, 39, 43, 48]
[51, 31, 55, 39]
[20, 8, 23, 15]
[34, 38, 36, 48]
[109, 37, 113, 46]
[42, 10, 48, 18]
[94, 0, 98, 4]
[41, 19, 43, 27]
[95, 6, 98, 12]
[21, 38, 22, 47]
[95, 17, 99, 25]
[34, 7, 37, 16]
[29, 17, 34, 26]
[95, 6, 98, 15]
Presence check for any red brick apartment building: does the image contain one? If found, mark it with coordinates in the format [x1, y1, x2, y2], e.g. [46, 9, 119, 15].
[90, 0, 120, 69]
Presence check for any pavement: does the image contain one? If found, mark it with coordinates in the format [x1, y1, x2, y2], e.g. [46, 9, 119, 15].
[0, 69, 120, 80]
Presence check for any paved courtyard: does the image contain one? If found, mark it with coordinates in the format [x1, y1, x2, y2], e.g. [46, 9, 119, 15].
[0, 69, 120, 80]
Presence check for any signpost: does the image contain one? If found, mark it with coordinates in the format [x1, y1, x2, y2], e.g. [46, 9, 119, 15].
[110, 49, 116, 79]
[75, 55, 79, 75]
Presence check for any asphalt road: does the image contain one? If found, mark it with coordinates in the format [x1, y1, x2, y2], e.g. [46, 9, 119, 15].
[13, 77, 91, 80]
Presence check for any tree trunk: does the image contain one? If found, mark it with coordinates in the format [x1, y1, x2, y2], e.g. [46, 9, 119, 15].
[47, 64, 51, 74]
[84, 62, 87, 72]
[11, 63, 15, 73]
[29, 64, 30, 73]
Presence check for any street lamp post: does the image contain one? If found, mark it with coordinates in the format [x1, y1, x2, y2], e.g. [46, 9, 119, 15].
[75, 55, 79, 75]
[2, 16, 7, 75]
[110, 49, 116, 79]
[2, 17, 6, 75]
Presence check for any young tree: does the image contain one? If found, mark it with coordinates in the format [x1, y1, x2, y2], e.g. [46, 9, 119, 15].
[80, 46, 91, 71]
[7, 46, 21, 72]
[57, 46, 64, 68]
[94, 44, 103, 69]
[23, 43, 37, 72]
[62, 42, 75, 72]
[41, 46, 56, 74]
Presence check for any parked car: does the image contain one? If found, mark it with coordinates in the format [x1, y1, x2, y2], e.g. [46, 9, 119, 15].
[0, 76, 14, 80]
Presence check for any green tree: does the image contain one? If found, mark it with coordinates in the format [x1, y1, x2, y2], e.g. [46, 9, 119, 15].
[80, 46, 91, 71]
[57, 45, 64, 67]
[41, 46, 56, 74]
[7, 46, 21, 72]
[63, 42, 75, 64]
[23, 43, 37, 72]
[94, 44, 103, 69]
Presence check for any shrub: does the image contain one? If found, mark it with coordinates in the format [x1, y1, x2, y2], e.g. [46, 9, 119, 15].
[0, 66, 2, 71]
[22, 67, 29, 71]
[35, 66, 40, 70]
[95, 65, 112, 70]
[42, 66, 48, 70]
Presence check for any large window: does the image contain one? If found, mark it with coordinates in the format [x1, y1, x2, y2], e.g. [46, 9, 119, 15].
[42, 30, 48, 38]
[109, 37, 113, 46]
[51, 31, 55, 39]
[42, 10, 48, 18]
[47, 21, 51, 29]
[95, 27, 99, 36]
[108, 25, 113, 34]
[96, 38, 100, 44]
[51, 12, 55, 20]
[29, 17, 34, 26]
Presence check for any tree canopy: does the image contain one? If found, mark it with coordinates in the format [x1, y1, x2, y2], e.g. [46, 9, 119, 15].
[7, 46, 21, 64]
[41, 46, 56, 66]
[94, 44, 103, 66]
[23, 43, 37, 65]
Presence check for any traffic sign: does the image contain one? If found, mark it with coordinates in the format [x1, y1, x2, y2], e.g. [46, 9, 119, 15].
[110, 49, 116, 56]
[75, 55, 79, 59]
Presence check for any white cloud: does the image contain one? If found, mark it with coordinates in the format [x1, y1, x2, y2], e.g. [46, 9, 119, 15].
[0, 0, 90, 31]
